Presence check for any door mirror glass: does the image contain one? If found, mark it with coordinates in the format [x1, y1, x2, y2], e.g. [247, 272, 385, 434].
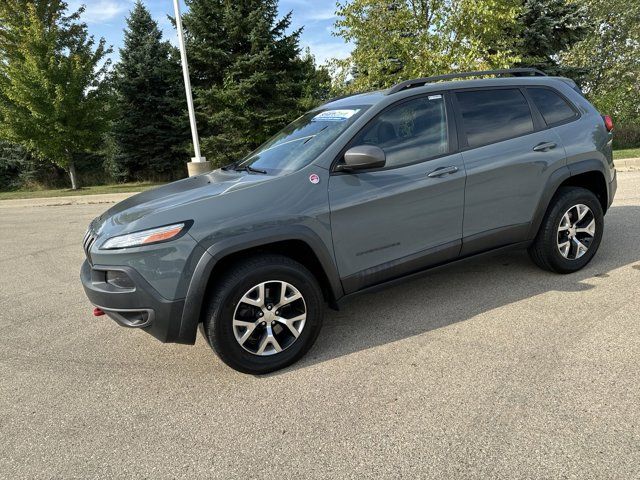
[339, 145, 386, 171]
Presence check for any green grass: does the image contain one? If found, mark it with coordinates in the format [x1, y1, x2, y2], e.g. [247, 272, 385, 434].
[0, 181, 164, 201]
[613, 148, 640, 160]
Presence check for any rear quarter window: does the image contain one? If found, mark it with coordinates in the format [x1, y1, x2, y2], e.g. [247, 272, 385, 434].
[455, 88, 534, 148]
[527, 87, 577, 126]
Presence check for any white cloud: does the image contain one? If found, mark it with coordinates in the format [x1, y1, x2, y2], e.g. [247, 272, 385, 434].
[304, 7, 337, 21]
[282, 0, 337, 22]
[304, 40, 352, 66]
[69, 0, 130, 24]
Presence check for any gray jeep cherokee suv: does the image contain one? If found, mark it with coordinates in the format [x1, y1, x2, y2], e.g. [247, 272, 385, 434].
[81, 68, 617, 374]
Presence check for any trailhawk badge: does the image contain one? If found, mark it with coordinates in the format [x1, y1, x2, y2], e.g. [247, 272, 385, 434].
[309, 173, 320, 184]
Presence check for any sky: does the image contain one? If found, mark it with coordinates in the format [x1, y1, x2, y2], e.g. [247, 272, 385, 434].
[66, 0, 352, 66]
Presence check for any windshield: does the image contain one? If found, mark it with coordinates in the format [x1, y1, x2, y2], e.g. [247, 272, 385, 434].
[233, 106, 369, 174]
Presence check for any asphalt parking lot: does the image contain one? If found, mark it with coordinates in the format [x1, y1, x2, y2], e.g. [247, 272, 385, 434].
[1, 171, 639, 479]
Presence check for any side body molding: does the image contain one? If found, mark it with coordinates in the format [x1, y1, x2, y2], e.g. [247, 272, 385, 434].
[176, 226, 344, 344]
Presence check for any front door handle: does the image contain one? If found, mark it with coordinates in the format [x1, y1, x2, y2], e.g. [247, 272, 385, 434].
[533, 142, 557, 152]
[427, 165, 458, 178]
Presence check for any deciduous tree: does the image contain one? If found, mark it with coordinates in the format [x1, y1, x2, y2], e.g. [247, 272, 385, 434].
[562, 0, 640, 126]
[0, 0, 110, 189]
[332, 0, 521, 93]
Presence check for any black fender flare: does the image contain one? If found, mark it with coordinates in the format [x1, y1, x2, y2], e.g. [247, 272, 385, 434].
[566, 158, 607, 178]
[175, 226, 343, 344]
[527, 159, 608, 240]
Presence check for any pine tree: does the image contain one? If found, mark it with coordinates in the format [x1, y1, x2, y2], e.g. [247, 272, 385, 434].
[512, 0, 589, 79]
[182, 0, 328, 167]
[111, 1, 188, 181]
[0, 140, 32, 190]
[298, 49, 332, 113]
[181, 0, 227, 89]
[0, 0, 110, 189]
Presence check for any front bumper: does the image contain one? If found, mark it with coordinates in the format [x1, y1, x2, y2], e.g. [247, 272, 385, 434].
[81, 260, 186, 343]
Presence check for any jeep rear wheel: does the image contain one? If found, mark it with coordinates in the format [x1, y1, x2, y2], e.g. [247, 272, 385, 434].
[203, 254, 324, 374]
[529, 187, 604, 273]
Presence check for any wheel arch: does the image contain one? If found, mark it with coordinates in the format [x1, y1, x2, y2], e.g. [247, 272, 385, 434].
[563, 164, 608, 213]
[529, 160, 609, 240]
[175, 228, 343, 344]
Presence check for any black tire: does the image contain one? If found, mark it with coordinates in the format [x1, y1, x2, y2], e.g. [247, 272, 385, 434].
[203, 254, 324, 374]
[529, 187, 604, 273]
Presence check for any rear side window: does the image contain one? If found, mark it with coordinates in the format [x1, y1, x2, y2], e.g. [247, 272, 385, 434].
[456, 89, 534, 148]
[527, 87, 577, 125]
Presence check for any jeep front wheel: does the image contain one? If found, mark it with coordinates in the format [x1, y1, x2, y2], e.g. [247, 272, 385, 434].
[203, 254, 324, 374]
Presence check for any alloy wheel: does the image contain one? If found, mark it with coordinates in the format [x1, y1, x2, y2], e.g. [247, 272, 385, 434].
[232, 281, 307, 356]
[557, 203, 596, 260]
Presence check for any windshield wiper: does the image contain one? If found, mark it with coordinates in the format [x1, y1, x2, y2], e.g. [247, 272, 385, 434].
[234, 165, 267, 174]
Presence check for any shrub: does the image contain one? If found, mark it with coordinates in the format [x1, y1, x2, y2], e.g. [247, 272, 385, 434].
[0, 141, 32, 190]
[613, 124, 640, 150]
[0, 140, 115, 191]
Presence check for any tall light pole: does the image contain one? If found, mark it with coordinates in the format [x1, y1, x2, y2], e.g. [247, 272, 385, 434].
[173, 0, 211, 176]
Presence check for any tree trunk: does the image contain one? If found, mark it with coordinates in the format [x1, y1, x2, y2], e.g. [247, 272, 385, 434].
[68, 160, 79, 190]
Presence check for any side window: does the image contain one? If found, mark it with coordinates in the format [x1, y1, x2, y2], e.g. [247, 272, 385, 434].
[527, 87, 577, 125]
[456, 89, 534, 148]
[349, 95, 449, 169]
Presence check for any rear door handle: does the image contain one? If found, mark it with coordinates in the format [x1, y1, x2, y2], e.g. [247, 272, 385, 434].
[533, 142, 557, 152]
[427, 165, 458, 178]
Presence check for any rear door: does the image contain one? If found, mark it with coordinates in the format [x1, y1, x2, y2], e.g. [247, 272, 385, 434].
[328, 93, 466, 293]
[453, 87, 567, 254]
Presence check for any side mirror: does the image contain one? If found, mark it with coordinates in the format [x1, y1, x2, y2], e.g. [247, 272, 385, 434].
[337, 145, 386, 171]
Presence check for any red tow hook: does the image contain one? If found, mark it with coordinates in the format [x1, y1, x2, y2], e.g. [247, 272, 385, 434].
[93, 307, 105, 317]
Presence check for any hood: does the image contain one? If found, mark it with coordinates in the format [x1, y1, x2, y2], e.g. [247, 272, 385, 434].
[94, 169, 272, 234]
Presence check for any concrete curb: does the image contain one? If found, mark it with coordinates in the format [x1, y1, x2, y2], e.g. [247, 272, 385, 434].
[614, 157, 640, 170]
[0, 192, 138, 209]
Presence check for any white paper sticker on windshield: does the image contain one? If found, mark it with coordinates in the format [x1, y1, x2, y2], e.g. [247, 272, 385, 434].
[312, 109, 360, 122]
[428, 95, 442, 100]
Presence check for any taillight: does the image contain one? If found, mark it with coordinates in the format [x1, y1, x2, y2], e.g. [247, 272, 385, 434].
[603, 115, 614, 132]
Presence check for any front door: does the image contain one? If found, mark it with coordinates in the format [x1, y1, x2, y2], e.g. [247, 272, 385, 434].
[328, 93, 466, 293]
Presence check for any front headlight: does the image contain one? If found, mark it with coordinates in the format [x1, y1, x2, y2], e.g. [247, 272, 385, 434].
[101, 222, 189, 250]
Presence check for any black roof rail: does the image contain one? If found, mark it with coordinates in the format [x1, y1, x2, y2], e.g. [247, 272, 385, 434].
[386, 68, 547, 95]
